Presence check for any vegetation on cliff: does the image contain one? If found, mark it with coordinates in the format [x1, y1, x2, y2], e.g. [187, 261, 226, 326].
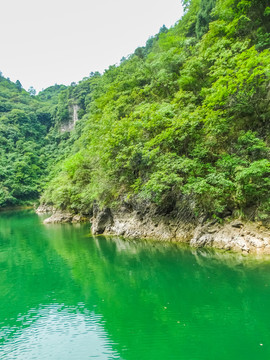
[0, 78, 75, 206]
[1, 0, 270, 222]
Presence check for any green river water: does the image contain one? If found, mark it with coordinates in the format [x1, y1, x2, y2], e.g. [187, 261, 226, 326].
[0, 210, 270, 359]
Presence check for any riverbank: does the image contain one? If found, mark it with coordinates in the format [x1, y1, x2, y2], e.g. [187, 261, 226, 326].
[91, 207, 270, 255]
[39, 203, 270, 255]
[37, 206, 88, 224]
[0, 204, 35, 212]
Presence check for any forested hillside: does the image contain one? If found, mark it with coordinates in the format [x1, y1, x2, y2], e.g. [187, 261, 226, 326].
[1, 0, 270, 223]
[0, 77, 75, 207]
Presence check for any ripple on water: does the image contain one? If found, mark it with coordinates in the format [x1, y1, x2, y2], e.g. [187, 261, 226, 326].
[1, 212, 270, 360]
[0, 304, 122, 360]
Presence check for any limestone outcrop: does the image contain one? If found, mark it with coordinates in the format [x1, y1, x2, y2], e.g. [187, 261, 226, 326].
[91, 201, 270, 255]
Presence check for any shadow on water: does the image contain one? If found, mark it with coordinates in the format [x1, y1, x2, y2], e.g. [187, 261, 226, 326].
[1, 210, 270, 359]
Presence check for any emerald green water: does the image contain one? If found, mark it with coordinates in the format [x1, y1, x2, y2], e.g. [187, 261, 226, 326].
[1, 211, 270, 359]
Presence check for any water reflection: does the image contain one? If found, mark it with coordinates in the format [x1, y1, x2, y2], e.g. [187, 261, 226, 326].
[1, 305, 121, 360]
[0, 211, 270, 360]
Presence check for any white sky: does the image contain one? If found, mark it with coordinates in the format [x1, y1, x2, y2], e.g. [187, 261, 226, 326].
[0, 0, 183, 93]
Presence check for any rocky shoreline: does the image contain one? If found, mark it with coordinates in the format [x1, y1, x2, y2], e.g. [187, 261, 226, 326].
[37, 204, 270, 255]
[36, 205, 88, 224]
[91, 207, 270, 255]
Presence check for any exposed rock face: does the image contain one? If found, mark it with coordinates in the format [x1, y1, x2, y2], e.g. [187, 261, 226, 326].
[35, 204, 55, 214]
[190, 221, 270, 254]
[41, 211, 88, 224]
[92, 200, 196, 242]
[91, 202, 270, 255]
[91, 207, 114, 234]
[39, 199, 270, 254]
[43, 212, 74, 224]
[61, 104, 80, 132]
[36, 202, 90, 224]
[101, 210, 194, 242]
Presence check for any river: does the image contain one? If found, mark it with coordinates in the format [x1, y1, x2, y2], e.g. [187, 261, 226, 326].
[0, 210, 270, 359]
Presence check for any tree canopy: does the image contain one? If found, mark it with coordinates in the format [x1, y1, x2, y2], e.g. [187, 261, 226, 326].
[1, 0, 270, 223]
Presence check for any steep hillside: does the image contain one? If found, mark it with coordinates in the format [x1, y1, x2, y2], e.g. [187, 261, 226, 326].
[0, 78, 76, 207]
[40, 0, 270, 224]
[1, 0, 269, 228]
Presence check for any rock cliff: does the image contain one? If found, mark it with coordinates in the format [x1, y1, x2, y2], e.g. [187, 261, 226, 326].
[39, 200, 270, 254]
[91, 201, 270, 255]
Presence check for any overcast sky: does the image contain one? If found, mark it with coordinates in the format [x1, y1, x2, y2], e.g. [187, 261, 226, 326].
[1, 0, 183, 92]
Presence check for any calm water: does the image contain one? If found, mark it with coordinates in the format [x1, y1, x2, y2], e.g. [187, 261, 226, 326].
[0, 211, 270, 359]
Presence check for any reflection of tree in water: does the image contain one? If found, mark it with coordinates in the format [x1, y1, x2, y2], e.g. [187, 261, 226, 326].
[0, 211, 84, 337]
[1, 211, 270, 359]
[50, 230, 270, 360]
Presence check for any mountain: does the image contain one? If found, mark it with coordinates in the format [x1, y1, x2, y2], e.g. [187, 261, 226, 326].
[1, 0, 270, 225]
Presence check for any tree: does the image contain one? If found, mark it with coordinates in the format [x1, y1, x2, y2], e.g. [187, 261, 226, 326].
[195, 0, 217, 38]
[28, 86, 36, 96]
[16, 80, 22, 92]
[181, 0, 192, 13]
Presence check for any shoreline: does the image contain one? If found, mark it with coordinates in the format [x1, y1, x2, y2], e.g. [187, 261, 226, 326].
[92, 209, 270, 255]
[38, 204, 270, 255]
[0, 205, 35, 212]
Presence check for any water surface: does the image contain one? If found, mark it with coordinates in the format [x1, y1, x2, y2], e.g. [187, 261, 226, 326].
[0, 210, 270, 359]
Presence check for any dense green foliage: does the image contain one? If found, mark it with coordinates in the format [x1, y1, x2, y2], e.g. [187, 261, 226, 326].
[1, 0, 270, 222]
[0, 77, 76, 207]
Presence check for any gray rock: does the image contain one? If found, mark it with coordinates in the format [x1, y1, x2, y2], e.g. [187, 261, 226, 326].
[248, 238, 264, 248]
[207, 227, 219, 234]
[36, 204, 54, 214]
[231, 220, 243, 228]
[89, 202, 270, 254]
[190, 234, 213, 248]
[72, 215, 87, 223]
[43, 212, 73, 224]
[91, 208, 113, 234]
